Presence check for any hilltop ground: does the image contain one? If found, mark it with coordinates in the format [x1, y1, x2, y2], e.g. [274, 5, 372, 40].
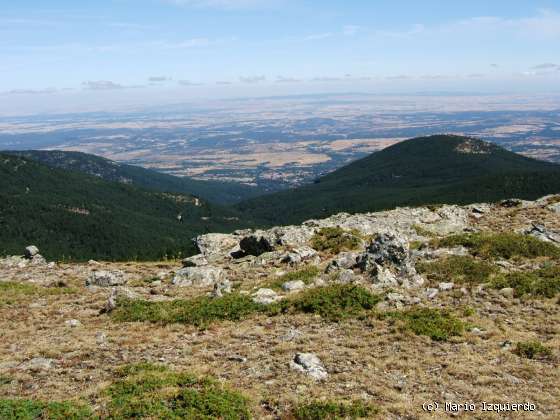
[1, 195, 559, 419]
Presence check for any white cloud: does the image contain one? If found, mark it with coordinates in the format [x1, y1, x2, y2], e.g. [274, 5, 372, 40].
[82, 81, 125, 90]
[343, 25, 360, 36]
[303, 33, 333, 41]
[149, 76, 171, 82]
[531, 63, 558, 70]
[178, 80, 203, 86]
[239, 75, 266, 83]
[275, 76, 301, 83]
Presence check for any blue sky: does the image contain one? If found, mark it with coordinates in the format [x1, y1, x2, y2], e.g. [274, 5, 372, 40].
[1, 0, 560, 114]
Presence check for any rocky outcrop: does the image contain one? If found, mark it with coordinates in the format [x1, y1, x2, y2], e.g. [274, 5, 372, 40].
[86, 270, 126, 287]
[172, 266, 227, 287]
[195, 233, 240, 261]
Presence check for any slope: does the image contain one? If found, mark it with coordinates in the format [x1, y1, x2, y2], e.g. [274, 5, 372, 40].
[0, 153, 251, 261]
[236, 135, 560, 225]
[6, 150, 266, 205]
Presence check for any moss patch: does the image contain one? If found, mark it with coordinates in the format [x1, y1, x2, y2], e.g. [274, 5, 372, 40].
[433, 232, 560, 260]
[103, 363, 250, 419]
[384, 308, 466, 341]
[310, 227, 362, 254]
[293, 400, 378, 419]
[416, 255, 498, 285]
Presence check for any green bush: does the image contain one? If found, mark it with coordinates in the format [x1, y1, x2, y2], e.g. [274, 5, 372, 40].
[514, 341, 552, 359]
[491, 265, 560, 298]
[271, 284, 380, 321]
[293, 400, 378, 420]
[103, 364, 250, 419]
[385, 308, 465, 341]
[0, 399, 93, 420]
[267, 265, 321, 290]
[112, 293, 264, 328]
[310, 227, 362, 254]
[416, 255, 498, 285]
[434, 233, 560, 260]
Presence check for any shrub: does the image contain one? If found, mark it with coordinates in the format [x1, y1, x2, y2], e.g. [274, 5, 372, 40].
[271, 284, 380, 321]
[267, 265, 321, 290]
[112, 293, 264, 328]
[310, 227, 362, 254]
[103, 364, 250, 419]
[293, 400, 378, 420]
[491, 265, 560, 298]
[434, 233, 560, 260]
[416, 255, 498, 285]
[514, 341, 552, 359]
[385, 308, 465, 341]
[0, 399, 93, 420]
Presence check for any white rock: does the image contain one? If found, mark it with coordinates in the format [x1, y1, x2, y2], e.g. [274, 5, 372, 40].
[439, 282, 454, 291]
[426, 288, 439, 299]
[65, 319, 81, 328]
[290, 353, 328, 381]
[499, 287, 515, 299]
[282, 280, 306, 292]
[252, 288, 281, 305]
[21, 357, 53, 371]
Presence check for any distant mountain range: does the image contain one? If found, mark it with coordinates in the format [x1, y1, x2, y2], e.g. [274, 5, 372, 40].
[2, 134, 560, 261]
[7, 150, 265, 205]
[0, 153, 252, 261]
[236, 135, 560, 225]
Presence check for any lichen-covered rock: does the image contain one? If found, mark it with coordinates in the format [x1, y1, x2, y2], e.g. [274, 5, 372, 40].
[212, 279, 233, 297]
[195, 233, 240, 261]
[290, 353, 328, 381]
[526, 223, 560, 244]
[172, 266, 226, 287]
[281, 246, 318, 265]
[24, 245, 39, 259]
[182, 254, 208, 267]
[86, 270, 126, 287]
[325, 251, 359, 272]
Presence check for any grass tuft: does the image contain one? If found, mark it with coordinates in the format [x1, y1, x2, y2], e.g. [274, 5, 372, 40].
[0, 282, 76, 307]
[266, 265, 321, 290]
[103, 364, 250, 419]
[416, 255, 498, 285]
[514, 341, 552, 360]
[433, 232, 560, 260]
[310, 227, 362, 254]
[384, 308, 466, 341]
[293, 400, 378, 420]
[0, 399, 93, 420]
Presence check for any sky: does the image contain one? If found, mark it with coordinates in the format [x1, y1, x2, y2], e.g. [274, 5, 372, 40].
[1, 0, 560, 115]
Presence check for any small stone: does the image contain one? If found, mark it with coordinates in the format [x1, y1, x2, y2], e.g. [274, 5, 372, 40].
[386, 293, 405, 302]
[290, 353, 328, 381]
[65, 319, 81, 328]
[212, 279, 233, 297]
[471, 327, 483, 335]
[96, 332, 107, 345]
[282, 280, 305, 292]
[252, 288, 281, 305]
[439, 282, 454, 291]
[226, 355, 247, 363]
[426, 288, 439, 299]
[281, 328, 303, 341]
[21, 357, 53, 371]
[499, 287, 515, 298]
